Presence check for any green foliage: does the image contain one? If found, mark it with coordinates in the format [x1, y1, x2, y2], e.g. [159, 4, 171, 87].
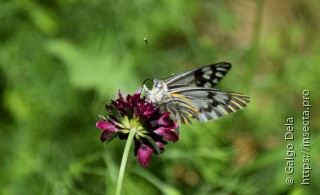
[0, 0, 318, 194]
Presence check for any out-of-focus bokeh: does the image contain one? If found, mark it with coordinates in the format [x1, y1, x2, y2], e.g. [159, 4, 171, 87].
[0, 0, 319, 194]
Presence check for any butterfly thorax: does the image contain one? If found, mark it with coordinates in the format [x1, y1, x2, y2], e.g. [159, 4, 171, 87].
[144, 79, 169, 105]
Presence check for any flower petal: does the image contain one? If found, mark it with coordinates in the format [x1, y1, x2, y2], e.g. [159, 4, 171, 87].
[154, 127, 179, 142]
[118, 90, 125, 101]
[100, 130, 114, 142]
[96, 121, 118, 131]
[158, 112, 171, 126]
[129, 93, 141, 105]
[158, 112, 179, 129]
[137, 144, 153, 167]
[156, 142, 165, 153]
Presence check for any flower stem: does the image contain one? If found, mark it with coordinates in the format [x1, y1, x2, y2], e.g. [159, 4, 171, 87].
[116, 127, 137, 195]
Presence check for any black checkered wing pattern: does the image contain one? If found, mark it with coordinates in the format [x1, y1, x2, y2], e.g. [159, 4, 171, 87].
[165, 62, 232, 89]
[161, 87, 250, 123]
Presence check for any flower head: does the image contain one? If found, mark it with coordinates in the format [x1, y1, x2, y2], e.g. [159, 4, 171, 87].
[96, 91, 179, 167]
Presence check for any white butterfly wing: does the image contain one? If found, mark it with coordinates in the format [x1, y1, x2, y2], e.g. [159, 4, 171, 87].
[165, 62, 232, 89]
[161, 87, 250, 123]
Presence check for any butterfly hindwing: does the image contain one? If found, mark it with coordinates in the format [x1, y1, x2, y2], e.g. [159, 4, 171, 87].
[165, 62, 231, 89]
[161, 87, 250, 123]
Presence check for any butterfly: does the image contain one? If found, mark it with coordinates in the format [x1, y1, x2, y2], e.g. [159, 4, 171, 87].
[143, 62, 250, 124]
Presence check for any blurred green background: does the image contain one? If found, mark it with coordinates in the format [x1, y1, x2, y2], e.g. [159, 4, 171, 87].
[0, 0, 319, 194]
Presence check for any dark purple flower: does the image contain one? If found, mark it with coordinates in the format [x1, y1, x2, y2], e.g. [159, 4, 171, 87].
[96, 91, 179, 167]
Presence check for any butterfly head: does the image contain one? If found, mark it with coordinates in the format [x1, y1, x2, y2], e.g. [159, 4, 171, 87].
[144, 79, 168, 104]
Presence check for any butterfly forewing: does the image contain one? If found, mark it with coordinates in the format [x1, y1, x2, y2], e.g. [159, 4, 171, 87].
[165, 62, 231, 89]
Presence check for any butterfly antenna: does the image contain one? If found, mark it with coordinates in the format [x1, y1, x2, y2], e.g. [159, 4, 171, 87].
[144, 38, 159, 78]
[161, 73, 175, 81]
